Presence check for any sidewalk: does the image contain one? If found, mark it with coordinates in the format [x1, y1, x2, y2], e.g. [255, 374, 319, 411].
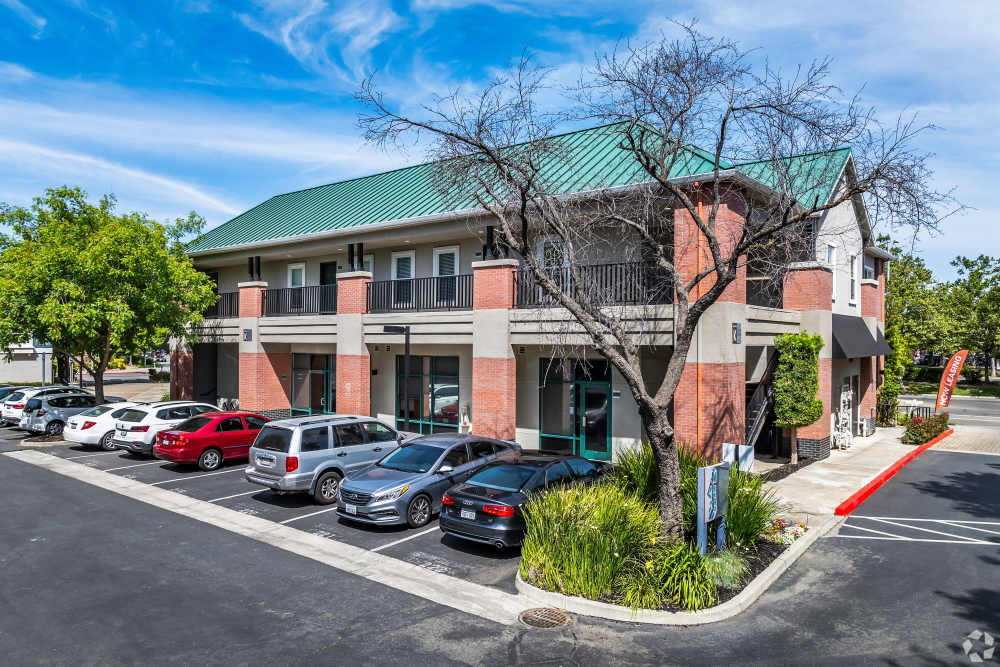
[764, 427, 912, 525]
[108, 382, 168, 402]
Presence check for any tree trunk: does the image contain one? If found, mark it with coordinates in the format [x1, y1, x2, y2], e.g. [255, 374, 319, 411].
[93, 368, 105, 403]
[646, 417, 685, 540]
[790, 426, 799, 465]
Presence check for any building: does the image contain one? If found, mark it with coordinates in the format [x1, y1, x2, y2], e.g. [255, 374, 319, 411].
[0, 339, 54, 383]
[174, 123, 891, 462]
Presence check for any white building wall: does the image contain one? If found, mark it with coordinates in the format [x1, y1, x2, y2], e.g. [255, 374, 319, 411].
[815, 181, 864, 317]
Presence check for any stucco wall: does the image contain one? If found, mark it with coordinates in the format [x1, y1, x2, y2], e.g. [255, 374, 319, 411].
[368, 343, 474, 429]
[815, 181, 864, 317]
[0, 354, 46, 383]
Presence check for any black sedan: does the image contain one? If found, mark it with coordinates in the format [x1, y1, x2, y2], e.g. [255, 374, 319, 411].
[439, 454, 604, 548]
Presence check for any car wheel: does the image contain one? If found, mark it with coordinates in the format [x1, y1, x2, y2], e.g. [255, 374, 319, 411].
[313, 471, 342, 505]
[45, 421, 64, 436]
[100, 431, 116, 451]
[197, 448, 223, 471]
[406, 494, 432, 528]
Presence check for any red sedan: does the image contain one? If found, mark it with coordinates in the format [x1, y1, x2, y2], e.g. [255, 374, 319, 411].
[153, 411, 269, 471]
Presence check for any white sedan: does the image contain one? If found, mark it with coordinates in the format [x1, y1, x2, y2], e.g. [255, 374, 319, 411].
[65, 401, 147, 451]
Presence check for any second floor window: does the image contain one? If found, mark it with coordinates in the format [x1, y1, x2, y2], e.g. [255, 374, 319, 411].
[850, 256, 857, 302]
[288, 263, 305, 289]
[828, 245, 837, 302]
[863, 256, 876, 281]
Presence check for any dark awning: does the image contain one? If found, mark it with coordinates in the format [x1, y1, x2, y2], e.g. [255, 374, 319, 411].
[874, 328, 894, 356]
[831, 314, 879, 359]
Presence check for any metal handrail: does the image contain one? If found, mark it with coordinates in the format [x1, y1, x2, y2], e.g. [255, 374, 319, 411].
[514, 261, 673, 308]
[204, 291, 238, 318]
[745, 349, 780, 448]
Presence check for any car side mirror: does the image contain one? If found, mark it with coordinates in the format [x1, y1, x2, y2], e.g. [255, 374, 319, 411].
[397, 434, 404, 443]
[438, 464, 454, 474]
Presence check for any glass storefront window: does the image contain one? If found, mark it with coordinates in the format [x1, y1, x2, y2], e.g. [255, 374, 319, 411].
[291, 353, 335, 415]
[396, 355, 460, 434]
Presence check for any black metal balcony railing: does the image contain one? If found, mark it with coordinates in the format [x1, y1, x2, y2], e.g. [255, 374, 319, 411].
[515, 262, 673, 308]
[367, 274, 473, 313]
[263, 285, 338, 316]
[204, 291, 239, 318]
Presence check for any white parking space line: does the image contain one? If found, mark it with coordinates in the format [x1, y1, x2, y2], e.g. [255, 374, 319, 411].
[105, 461, 163, 472]
[836, 535, 994, 544]
[939, 521, 1000, 537]
[838, 516, 1000, 545]
[279, 507, 340, 524]
[860, 517, 989, 543]
[371, 526, 439, 553]
[840, 524, 905, 540]
[149, 468, 244, 486]
[854, 516, 1000, 525]
[65, 451, 121, 460]
[209, 490, 261, 503]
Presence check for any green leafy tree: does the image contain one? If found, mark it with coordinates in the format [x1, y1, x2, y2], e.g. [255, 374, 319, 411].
[773, 333, 825, 464]
[948, 255, 1000, 381]
[0, 187, 217, 401]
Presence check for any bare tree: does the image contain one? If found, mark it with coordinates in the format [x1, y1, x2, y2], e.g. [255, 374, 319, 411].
[357, 24, 957, 537]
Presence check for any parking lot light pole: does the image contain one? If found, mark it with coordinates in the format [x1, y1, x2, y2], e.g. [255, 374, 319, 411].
[383, 325, 411, 431]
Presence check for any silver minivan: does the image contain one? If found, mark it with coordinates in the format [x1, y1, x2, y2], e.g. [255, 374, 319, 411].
[244, 415, 415, 504]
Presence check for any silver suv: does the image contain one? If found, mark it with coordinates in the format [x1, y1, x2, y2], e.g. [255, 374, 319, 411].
[22, 393, 100, 435]
[244, 415, 415, 504]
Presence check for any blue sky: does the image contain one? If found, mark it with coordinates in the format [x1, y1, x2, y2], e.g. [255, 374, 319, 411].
[1, 0, 996, 280]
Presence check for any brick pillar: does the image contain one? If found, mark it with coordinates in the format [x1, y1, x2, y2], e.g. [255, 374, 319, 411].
[671, 186, 747, 457]
[783, 266, 833, 455]
[471, 259, 517, 440]
[237, 280, 291, 416]
[336, 271, 371, 416]
[169, 337, 193, 401]
[859, 356, 876, 422]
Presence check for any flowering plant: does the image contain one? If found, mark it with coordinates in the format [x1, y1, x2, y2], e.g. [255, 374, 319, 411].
[769, 517, 808, 544]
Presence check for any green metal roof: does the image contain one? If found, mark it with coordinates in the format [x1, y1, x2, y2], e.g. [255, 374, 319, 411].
[187, 123, 849, 254]
[735, 147, 852, 209]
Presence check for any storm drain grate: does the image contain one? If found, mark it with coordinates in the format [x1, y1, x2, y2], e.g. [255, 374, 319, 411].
[518, 607, 572, 629]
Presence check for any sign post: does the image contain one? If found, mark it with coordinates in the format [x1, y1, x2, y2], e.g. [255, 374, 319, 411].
[722, 442, 754, 472]
[696, 462, 730, 555]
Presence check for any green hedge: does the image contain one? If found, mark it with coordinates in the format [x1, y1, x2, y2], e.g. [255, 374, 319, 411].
[148, 369, 170, 382]
[903, 412, 950, 444]
[903, 365, 944, 383]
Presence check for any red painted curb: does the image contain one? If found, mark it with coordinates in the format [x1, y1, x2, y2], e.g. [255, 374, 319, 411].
[834, 428, 954, 517]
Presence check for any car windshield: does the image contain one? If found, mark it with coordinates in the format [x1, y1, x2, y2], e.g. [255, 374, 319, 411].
[377, 444, 442, 473]
[174, 416, 212, 433]
[254, 426, 292, 452]
[466, 465, 537, 492]
[118, 409, 148, 423]
[81, 406, 114, 417]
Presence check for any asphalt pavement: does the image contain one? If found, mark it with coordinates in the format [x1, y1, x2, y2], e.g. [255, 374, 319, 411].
[1, 428, 997, 664]
[903, 393, 1000, 428]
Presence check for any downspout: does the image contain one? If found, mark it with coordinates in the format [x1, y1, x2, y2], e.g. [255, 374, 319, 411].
[695, 183, 703, 454]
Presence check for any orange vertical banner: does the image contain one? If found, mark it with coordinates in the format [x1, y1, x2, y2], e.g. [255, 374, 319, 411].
[936, 350, 969, 411]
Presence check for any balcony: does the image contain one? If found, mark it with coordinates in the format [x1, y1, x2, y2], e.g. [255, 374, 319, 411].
[515, 261, 673, 308]
[204, 291, 238, 319]
[263, 285, 338, 316]
[367, 274, 474, 313]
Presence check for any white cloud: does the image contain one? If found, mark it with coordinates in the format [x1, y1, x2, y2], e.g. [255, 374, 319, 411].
[0, 138, 242, 220]
[236, 0, 404, 86]
[0, 0, 46, 36]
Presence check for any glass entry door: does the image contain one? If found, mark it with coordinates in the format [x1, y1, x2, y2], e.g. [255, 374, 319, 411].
[538, 359, 612, 461]
[292, 354, 336, 415]
[578, 382, 611, 461]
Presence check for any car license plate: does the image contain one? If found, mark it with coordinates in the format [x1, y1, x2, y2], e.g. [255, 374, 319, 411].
[69, 423, 76, 429]
[256, 455, 274, 468]
[460, 509, 476, 520]
[118, 429, 127, 437]
[345, 503, 357, 515]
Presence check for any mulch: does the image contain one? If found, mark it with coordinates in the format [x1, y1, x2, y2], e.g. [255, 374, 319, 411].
[759, 458, 817, 483]
[21, 434, 65, 443]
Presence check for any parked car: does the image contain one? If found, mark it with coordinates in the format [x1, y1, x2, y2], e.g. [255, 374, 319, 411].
[2, 386, 81, 426]
[65, 401, 148, 450]
[21, 393, 100, 435]
[244, 415, 415, 504]
[111, 401, 219, 456]
[0, 385, 28, 404]
[336, 433, 520, 529]
[439, 455, 605, 548]
[153, 411, 270, 471]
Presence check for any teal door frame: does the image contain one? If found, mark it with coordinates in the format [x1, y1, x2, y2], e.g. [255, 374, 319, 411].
[538, 377, 613, 461]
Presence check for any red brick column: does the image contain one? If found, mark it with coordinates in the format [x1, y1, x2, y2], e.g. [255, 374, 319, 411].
[671, 186, 747, 456]
[336, 272, 371, 416]
[169, 342, 193, 401]
[238, 282, 266, 318]
[861, 281, 880, 319]
[859, 356, 876, 421]
[797, 357, 832, 442]
[471, 260, 517, 440]
[673, 362, 745, 459]
[239, 351, 291, 413]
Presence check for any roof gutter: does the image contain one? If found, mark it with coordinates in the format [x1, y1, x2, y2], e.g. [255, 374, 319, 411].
[186, 168, 790, 258]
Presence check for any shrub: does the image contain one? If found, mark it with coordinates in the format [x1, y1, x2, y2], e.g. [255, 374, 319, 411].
[519, 483, 659, 600]
[108, 357, 127, 370]
[902, 412, 950, 444]
[903, 365, 944, 383]
[725, 469, 780, 552]
[610, 443, 659, 504]
[160, 392, 171, 401]
[149, 369, 170, 382]
[703, 550, 748, 589]
[961, 366, 982, 384]
[616, 541, 716, 611]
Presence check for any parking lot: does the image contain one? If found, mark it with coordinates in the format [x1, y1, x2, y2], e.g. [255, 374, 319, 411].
[6, 427, 522, 594]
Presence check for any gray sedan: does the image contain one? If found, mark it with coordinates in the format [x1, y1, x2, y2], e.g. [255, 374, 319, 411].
[336, 433, 520, 528]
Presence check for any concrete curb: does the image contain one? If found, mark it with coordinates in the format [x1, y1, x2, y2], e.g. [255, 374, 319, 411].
[834, 427, 954, 516]
[514, 515, 840, 626]
[16, 438, 71, 449]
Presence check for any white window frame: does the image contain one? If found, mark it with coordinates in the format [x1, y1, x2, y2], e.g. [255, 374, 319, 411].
[828, 246, 837, 302]
[849, 255, 858, 304]
[362, 253, 374, 275]
[863, 255, 876, 281]
[287, 263, 305, 288]
[432, 245, 460, 277]
[391, 250, 415, 280]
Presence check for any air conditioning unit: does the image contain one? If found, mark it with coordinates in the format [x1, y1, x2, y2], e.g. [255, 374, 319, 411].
[857, 417, 875, 438]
